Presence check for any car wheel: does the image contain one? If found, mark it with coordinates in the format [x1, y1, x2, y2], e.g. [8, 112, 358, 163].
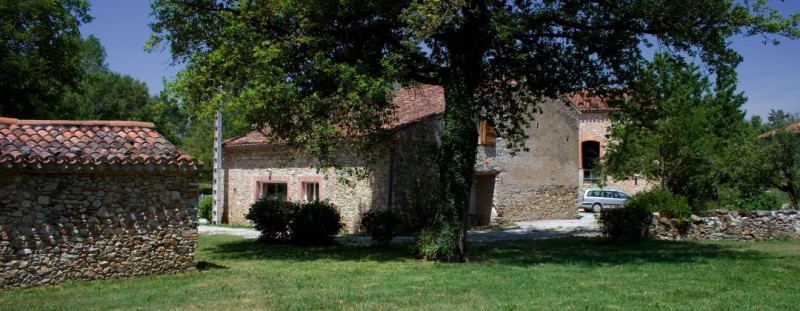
[591, 203, 602, 213]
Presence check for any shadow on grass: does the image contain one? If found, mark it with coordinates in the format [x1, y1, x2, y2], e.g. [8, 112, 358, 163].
[196, 261, 228, 271]
[206, 239, 413, 263]
[467, 238, 765, 267]
[203, 235, 774, 268]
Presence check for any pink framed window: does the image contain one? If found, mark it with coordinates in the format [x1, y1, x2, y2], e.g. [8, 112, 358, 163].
[253, 175, 291, 201]
[298, 176, 323, 202]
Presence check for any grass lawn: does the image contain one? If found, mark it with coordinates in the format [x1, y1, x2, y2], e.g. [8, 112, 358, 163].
[2, 235, 799, 310]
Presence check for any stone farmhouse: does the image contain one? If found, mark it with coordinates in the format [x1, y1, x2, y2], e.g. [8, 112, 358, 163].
[0, 118, 201, 289]
[222, 85, 587, 231]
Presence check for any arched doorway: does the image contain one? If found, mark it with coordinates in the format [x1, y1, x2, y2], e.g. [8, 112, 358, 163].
[581, 140, 600, 184]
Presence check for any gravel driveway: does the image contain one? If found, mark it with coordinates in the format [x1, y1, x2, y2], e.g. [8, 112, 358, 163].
[198, 212, 600, 243]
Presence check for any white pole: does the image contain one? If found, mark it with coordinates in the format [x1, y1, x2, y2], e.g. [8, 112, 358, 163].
[212, 109, 224, 224]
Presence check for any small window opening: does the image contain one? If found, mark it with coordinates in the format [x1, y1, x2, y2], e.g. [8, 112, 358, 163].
[304, 182, 319, 202]
[260, 182, 288, 201]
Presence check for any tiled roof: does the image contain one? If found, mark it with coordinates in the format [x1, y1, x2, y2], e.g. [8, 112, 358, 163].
[0, 118, 202, 172]
[565, 92, 613, 112]
[758, 122, 800, 139]
[224, 85, 446, 147]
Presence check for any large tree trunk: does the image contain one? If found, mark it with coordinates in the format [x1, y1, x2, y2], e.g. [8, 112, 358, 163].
[433, 65, 479, 262]
[425, 1, 487, 262]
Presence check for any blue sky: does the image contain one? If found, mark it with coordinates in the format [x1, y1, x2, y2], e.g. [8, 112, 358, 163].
[81, 1, 799, 118]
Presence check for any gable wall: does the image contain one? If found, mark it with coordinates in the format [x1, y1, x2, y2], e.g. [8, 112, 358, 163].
[476, 99, 581, 223]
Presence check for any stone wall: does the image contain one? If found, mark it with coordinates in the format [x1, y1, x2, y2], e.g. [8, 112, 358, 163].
[648, 210, 800, 241]
[222, 99, 583, 230]
[478, 99, 581, 224]
[0, 172, 199, 289]
[222, 147, 386, 231]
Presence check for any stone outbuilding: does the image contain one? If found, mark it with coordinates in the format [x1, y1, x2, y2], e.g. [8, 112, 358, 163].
[0, 118, 202, 289]
[221, 85, 581, 231]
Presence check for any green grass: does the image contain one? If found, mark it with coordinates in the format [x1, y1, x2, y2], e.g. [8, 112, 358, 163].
[2, 236, 800, 310]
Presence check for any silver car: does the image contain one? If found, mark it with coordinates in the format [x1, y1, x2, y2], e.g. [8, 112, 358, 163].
[579, 188, 630, 212]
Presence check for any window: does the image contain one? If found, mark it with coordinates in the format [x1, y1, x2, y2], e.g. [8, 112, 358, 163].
[478, 119, 496, 146]
[303, 182, 319, 202]
[260, 182, 288, 201]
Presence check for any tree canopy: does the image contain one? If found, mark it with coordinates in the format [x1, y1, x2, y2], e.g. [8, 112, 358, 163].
[149, 0, 799, 261]
[602, 53, 748, 210]
[0, 0, 92, 119]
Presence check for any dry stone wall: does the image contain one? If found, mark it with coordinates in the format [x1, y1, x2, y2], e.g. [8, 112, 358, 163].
[0, 172, 199, 289]
[648, 210, 800, 241]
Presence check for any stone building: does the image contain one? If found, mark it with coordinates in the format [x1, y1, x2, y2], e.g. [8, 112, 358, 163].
[567, 93, 654, 195]
[221, 85, 581, 231]
[0, 118, 202, 289]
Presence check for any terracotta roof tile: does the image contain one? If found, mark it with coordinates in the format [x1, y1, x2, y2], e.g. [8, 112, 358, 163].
[224, 85, 446, 147]
[0, 118, 202, 172]
[565, 92, 612, 112]
[758, 122, 800, 139]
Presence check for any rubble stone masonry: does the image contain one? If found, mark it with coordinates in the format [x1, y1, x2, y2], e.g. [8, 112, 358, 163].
[0, 172, 199, 289]
[649, 210, 800, 241]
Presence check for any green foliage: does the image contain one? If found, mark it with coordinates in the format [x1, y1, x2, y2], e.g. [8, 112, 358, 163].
[625, 188, 692, 218]
[414, 227, 459, 262]
[359, 209, 398, 247]
[598, 205, 652, 242]
[199, 197, 212, 221]
[600, 188, 691, 242]
[734, 192, 783, 211]
[149, 0, 799, 261]
[245, 199, 297, 243]
[0, 0, 92, 119]
[603, 54, 749, 210]
[759, 110, 800, 207]
[290, 201, 343, 246]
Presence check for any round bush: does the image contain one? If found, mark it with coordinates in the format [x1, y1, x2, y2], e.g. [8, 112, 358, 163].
[626, 188, 691, 218]
[245, 198, 298, 243]
[360, 209, 399, 247]
[290, 200, 343, 246]
[598, 204, 651, 242]
[599, 188, 691, 242]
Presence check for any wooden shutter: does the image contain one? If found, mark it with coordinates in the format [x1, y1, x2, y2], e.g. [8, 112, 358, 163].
[479, 119, 496, 146]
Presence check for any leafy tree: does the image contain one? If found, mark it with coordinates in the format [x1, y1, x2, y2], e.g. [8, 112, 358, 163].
[602, 54, 749, 210]
[759, 110, 800, 206]
[0, 0, 91, 119]
[149, 0, 798, 261]
[178, 107, 251, 181]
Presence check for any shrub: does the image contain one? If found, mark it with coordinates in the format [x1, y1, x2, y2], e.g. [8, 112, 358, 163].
[199, 197, 212, 221]
[598, 204, 651, 242]
[360, 209, 399, 247]
[735, 191, 782, 211]
[626, 188, 691, 218]
[599, 188, 690, 242]
[414, 226, 460, 261]
[245, 198, 298, 243]
[290, 200, 343, 246]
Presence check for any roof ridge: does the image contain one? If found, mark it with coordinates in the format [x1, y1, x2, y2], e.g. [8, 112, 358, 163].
[0, 118, 154, 128]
